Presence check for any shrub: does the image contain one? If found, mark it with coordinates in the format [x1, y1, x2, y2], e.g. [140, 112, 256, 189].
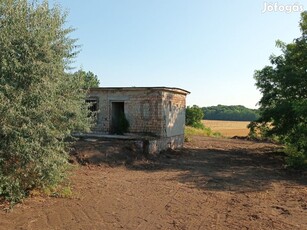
[185, 126, 222, 139]
[250, 12, 307, 168]
[285, 145, 307, 169]
[118, 112, 130, 134]
[0, 0, 92, 203]
[186, 105, 204, 129]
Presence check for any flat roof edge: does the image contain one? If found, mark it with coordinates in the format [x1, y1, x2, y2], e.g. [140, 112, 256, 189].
[89, 87, 190, 95]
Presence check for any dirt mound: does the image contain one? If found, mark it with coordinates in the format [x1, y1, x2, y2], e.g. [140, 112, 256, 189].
[69, 138, 147, 166]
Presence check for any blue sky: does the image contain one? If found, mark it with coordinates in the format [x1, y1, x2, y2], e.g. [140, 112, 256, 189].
[53, 0, 305, 108]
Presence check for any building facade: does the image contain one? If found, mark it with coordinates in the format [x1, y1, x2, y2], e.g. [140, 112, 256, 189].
[87, 87, 190, 153]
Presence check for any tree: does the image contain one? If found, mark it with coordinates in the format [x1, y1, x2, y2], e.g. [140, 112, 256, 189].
[72, 70, 100, 89]
[186, 105, 205, 129]
[0, 0, 93, 202]
[250, 12, 307, 168]
[203, 105, 259, 121]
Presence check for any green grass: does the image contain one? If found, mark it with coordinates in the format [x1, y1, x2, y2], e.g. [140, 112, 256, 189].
[185, 126, 222, 141]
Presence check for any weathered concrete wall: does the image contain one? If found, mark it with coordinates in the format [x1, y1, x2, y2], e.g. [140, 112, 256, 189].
[161, 91, 186, 137]
[145, 135, 185, 154]
[129, 135, 185, 155]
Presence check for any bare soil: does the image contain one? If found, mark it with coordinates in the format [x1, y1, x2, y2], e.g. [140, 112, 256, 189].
[1, 136, 306, 230]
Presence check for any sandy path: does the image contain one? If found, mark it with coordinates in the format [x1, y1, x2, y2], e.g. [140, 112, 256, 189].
[1, 137, 306, 229]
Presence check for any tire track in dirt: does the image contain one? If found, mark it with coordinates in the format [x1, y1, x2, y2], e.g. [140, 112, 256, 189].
[1, 137, 306, 229]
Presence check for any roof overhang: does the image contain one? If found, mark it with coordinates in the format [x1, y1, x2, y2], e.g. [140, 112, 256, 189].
[89, 87, 190, 95]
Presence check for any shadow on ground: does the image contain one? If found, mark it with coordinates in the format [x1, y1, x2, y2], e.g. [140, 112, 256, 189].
[71, 136, 307, 193]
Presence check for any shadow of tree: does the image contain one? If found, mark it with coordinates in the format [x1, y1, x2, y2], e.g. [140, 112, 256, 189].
[71, 137, 307, 193]
[126, 144, 307, 192]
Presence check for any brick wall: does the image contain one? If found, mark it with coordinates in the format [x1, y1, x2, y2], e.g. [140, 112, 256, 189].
[87, 88, 187, 138]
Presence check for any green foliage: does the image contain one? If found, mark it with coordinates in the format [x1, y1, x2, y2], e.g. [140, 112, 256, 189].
[248, 121, 271, 140]
[72, 70, 100, 89]
[44, 185, 73, 198]
[184, 126, 222, 140]
[251, 12, 307, 168]
[0, 0, 92, 202]
[186, 105, 204, 129]
[203, 105, 259, 121]
[185, 105, 221, 140]
[285, 145, 307, 169]
[118, 112, 130, 134]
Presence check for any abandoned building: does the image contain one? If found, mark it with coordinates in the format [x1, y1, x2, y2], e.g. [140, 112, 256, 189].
[86, 87, 190, 153]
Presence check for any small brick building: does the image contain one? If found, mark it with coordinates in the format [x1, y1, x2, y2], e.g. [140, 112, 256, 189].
[87, 87, 190, 153]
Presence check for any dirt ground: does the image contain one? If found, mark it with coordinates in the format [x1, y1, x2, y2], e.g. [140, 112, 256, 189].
[1, 136, 306, 230]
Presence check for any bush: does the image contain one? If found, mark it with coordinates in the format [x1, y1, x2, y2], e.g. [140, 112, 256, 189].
[0, 0, 92, 203]
[248, 121, 271, 140]
[118, 112, 130, 134]
[250, 12, 307, 168]
[186, 105, 204, 129]
[185, 126, 222, 140]
[285, 145, 307, 169]
[284, 123, 307, 169]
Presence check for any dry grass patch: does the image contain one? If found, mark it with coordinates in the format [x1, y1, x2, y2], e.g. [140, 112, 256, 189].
[202, 120, 250, 137]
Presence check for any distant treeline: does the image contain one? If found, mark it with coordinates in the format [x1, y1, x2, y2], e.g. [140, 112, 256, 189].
[202, 105, 259, 121]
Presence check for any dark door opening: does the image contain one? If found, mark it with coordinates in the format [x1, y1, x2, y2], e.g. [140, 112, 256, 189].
[111, 102, 125, 134]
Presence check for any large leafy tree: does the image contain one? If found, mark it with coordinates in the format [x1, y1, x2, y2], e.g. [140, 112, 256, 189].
[72, 70, 100, 89]
[0, 0, 92, 202]
[250, 12, 307, 167]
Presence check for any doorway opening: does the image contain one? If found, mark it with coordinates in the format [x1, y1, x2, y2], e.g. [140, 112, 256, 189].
[111, 102, 125, 134]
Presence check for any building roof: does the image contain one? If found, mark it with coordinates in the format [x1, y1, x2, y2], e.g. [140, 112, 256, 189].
[89, 87, 190, 95]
